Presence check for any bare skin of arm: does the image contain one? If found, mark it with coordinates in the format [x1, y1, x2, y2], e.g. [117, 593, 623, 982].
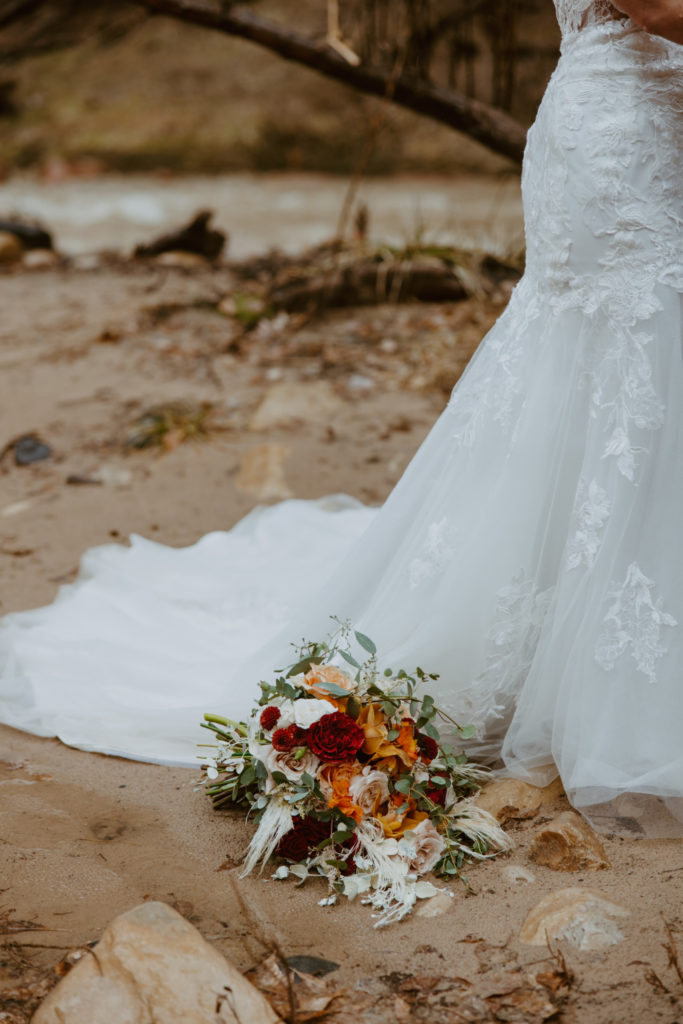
[612, 0, 683, 44]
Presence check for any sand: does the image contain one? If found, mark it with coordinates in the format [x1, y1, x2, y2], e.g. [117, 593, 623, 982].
[1, 260, 682, 1023]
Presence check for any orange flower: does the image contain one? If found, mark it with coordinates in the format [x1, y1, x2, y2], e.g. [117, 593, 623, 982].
[375, 800, 429, 839]
[304, 664, 356, 702]
[319, 763, 364, 823]
[395, 718, 419, 763]
[356, 702, 389, 757]
[359, 707, 418, 769]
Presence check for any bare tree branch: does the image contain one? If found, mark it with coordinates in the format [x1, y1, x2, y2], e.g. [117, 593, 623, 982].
[132, 0, 527, 163]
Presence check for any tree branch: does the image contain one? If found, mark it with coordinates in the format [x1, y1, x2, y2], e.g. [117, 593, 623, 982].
[132, 0, 527, 164]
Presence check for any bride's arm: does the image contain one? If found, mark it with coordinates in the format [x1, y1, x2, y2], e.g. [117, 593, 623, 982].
[612, 0, 683, 44]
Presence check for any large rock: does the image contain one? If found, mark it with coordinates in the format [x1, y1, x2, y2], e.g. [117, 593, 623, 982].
[249, 381, 345, 431]
[528, 811, 611, 871]
[474, 779, 544, 824]
[519, 887, 629, 950]
[32, 901, 281, 1024]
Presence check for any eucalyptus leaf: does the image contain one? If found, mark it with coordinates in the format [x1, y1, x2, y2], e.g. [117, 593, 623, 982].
[459, 725, 476, 740]
[354, 631, 377, 655]
[339, 649, 361, 669]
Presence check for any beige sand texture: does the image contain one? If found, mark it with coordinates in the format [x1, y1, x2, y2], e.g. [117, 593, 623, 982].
[1, 262, 682, 1024]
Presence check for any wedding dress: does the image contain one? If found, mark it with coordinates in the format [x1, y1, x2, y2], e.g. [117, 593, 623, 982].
[1, 1, 682, 835]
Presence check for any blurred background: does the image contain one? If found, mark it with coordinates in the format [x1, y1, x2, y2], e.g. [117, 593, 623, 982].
[0, 0, 559, 254]
[0, 0, 561, 616]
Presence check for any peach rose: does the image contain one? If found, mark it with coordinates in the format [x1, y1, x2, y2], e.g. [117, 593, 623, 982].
[263, 745, 319, 794]
[405, 819, 445, 874]
[303, 664, 356, 701]
[348, 767, 390, 816]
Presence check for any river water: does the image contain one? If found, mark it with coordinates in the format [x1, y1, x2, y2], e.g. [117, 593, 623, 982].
[0, 172, 523, 259]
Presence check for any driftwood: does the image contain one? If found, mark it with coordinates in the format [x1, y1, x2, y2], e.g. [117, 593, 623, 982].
[269, 259, 467, 312]
[134, 209, 226, 259]
[132, 0, 528, 165]
[0, 218, 52, 249]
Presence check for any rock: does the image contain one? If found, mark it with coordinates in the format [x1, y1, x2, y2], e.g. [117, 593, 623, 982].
[32, 901, 281, 1024]
[235, 443, 292, 500]
[13, 435, 52, 465]
[0, 230, 23, 263]
[474, 778, 544, 824]
[519, 887, 629, 950]
[528, 811, 611, 871]
[501, 864, 536, 885]
[22, 248, 60, 269]
[538, 777, 567, 805]
[155, 250, 210, 269]
[0, 218, 52, 249]
[249, 381, 345, 431]
[416, 891, 454, 918]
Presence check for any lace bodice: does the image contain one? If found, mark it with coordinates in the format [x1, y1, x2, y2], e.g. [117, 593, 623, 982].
[554, 0, 624, 36]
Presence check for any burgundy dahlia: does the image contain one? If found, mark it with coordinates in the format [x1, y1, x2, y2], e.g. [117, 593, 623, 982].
[308, 711, 365, 764]
[276, 815, 330, 862]
[417, 733, 439, 763]
[272, 724, 308, 751]
[259, 705, 281, 731]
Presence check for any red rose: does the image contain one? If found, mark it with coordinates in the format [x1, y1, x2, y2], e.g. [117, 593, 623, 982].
[425, 785, 446, 807]
[276, 815, 330, 862]
[260, 706, 281, 731]
[308, 711, 365, 764]
[417, 733, 439, 763]
[272, 724, 308, 752]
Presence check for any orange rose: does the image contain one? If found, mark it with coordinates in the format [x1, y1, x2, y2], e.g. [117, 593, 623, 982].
[304, 664, 356, 703]
[319, 763, 364, 823]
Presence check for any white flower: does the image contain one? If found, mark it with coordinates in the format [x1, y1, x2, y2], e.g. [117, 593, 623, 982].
[404, 819, 445, 875]
[292, 697, 336, 728]
[273, 696, 335, 729]
[348, 767, 390, 815]
[263, 744, 320, 793]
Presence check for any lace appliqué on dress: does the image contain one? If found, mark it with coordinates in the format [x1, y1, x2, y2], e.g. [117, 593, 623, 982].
[471, 572, 554, 724]
[408, 518, 458, 590]
[595, 563, 678, 683]
[565, 479, 611, 571]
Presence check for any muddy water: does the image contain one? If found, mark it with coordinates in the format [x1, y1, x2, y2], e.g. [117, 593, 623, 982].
[0, 171, 523, 258]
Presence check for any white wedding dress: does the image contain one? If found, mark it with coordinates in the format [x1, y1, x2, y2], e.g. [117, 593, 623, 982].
[1, 0, 682, 834]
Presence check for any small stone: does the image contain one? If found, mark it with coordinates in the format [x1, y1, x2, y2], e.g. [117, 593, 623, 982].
[416, 891, 454, 918]
[346, 373, 375, 394]
[519, 887, 628, 950]
[32, 901, 280, 1024]
[93, 464, 133, 487]
[235, 443, 292, 500]
[501, 864, 536, 885]
[0, 230, 22, 263]
[155, 250, 210, 269]
[529, 811, 611, 871]
[474, 778, 543, 824]
[13, 435, 52, 465]
[22, 248, 60, 269]
[249, 381, 345, 431]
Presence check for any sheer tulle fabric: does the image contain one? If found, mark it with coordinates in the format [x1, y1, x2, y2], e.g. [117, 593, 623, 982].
[1, 10, 682, 835]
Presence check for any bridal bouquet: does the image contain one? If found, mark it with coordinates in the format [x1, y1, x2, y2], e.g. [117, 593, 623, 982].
[201, 623, 510, 927]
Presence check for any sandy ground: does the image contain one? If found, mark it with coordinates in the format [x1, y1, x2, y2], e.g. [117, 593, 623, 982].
[1, 260, 682, 1023]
